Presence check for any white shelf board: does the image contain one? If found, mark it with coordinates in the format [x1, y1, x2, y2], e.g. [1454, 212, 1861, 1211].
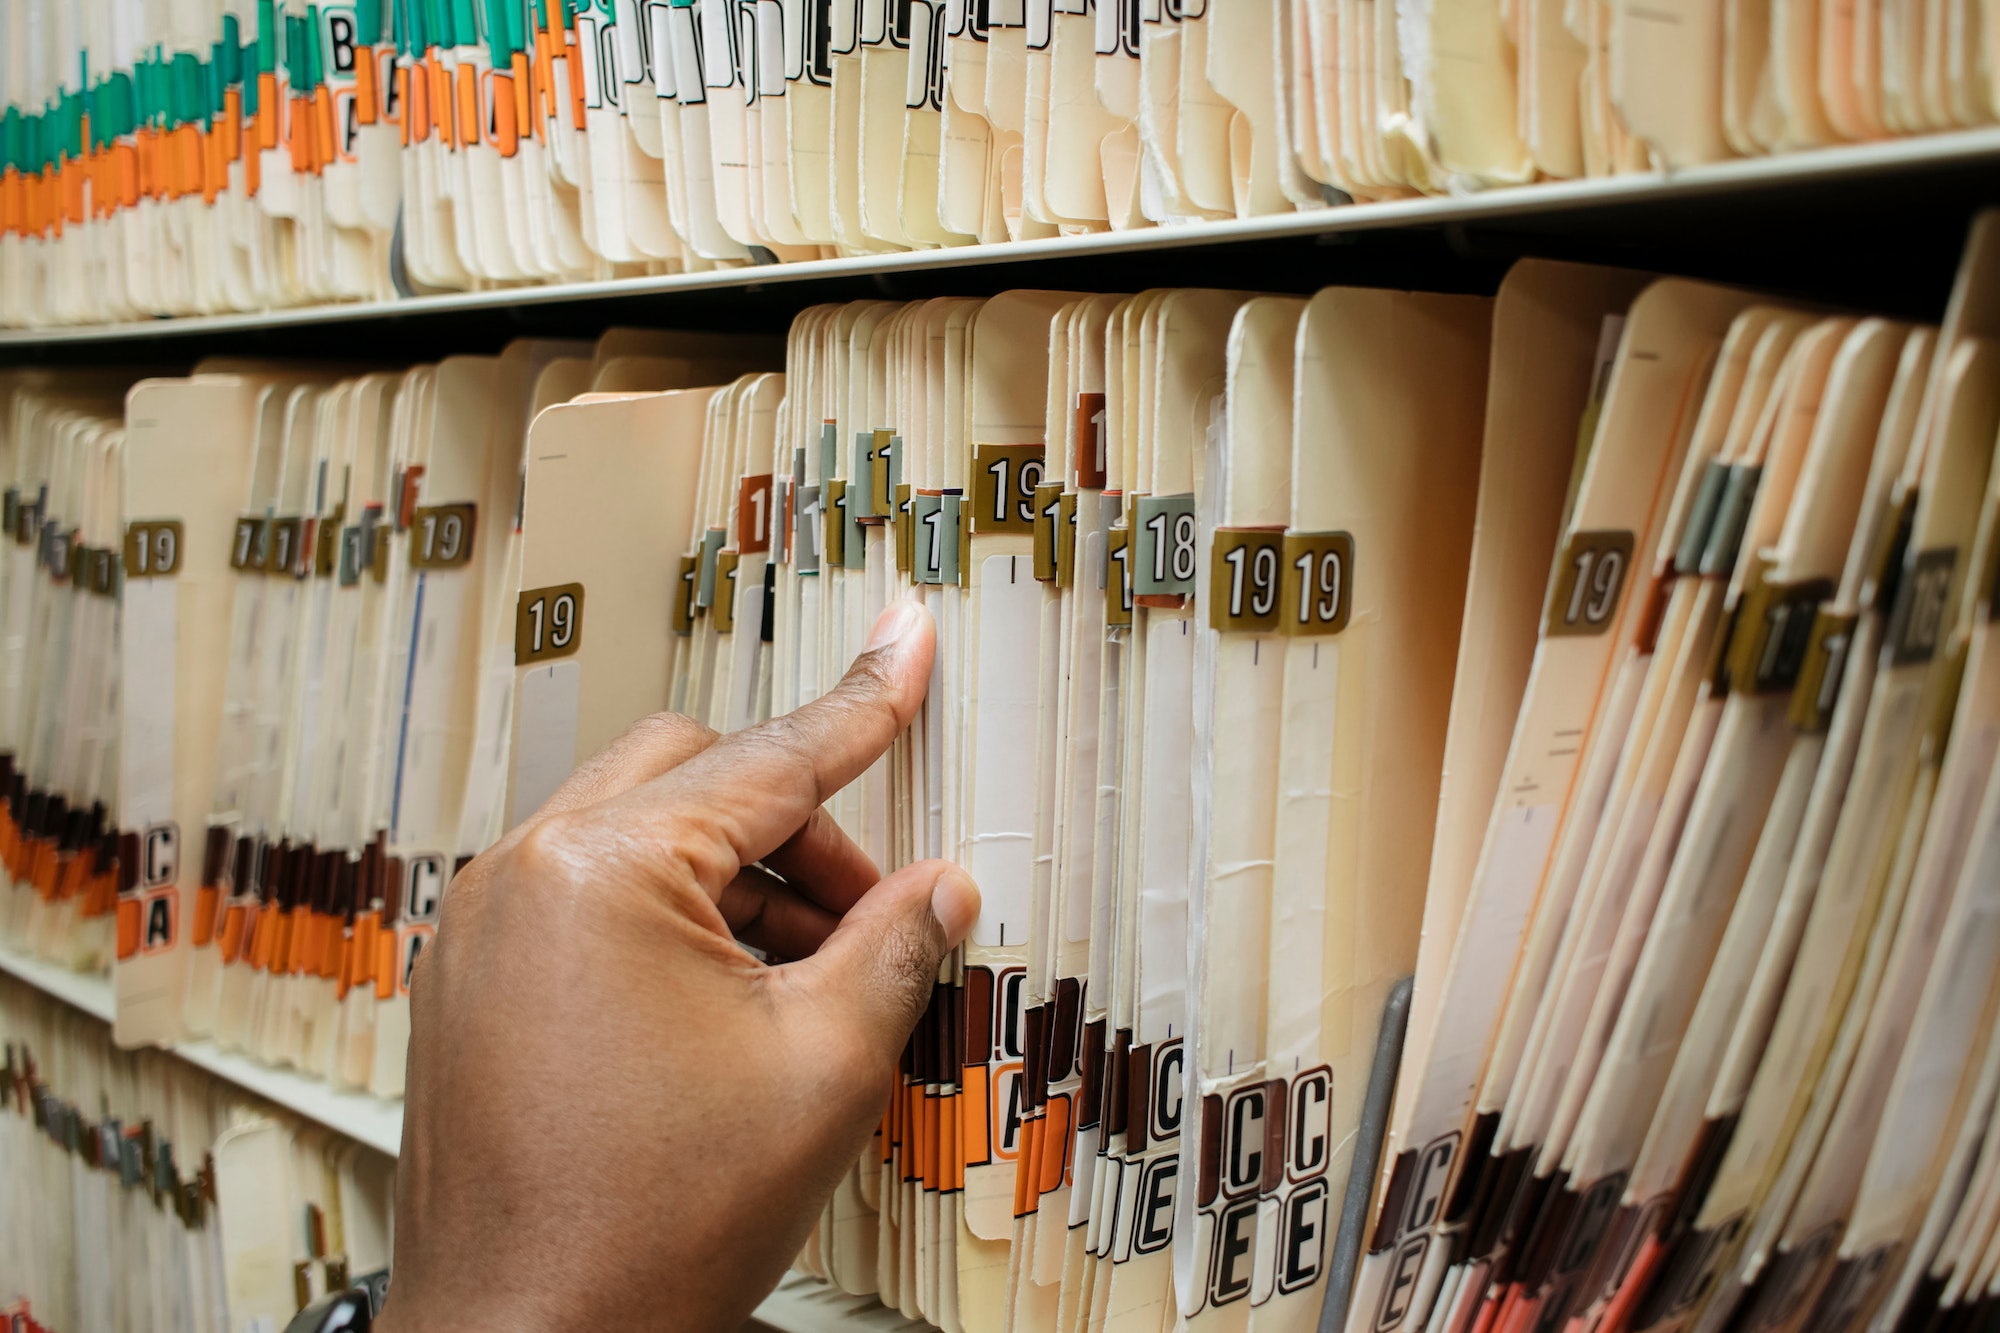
[751, 1275, 928, 1333]
[4, 126, 1999, 347]
[0, 942, 921, 1331]
[0, 941, 405, 1156]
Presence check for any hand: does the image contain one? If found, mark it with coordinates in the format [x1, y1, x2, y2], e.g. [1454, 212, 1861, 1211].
[376, 600, 979, 1332]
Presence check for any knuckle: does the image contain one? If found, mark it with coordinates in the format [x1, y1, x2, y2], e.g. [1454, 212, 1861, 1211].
[661, 817, 740, 896]
[505, 811, 587, 886]
[624, 710, 715, 751]
[738, 712, 830, 806]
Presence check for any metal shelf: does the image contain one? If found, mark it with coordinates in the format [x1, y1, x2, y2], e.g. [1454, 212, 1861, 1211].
[3, 128, 2000, 363]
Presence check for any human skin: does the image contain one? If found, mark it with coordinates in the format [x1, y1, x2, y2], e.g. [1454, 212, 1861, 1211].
[376, 600, 978, 1331]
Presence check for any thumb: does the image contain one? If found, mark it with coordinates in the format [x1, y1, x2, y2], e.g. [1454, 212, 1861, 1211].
[789, 859, 980, 1063]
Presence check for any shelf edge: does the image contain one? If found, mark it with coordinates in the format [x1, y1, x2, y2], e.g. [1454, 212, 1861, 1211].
[4, 126, 1999, 347]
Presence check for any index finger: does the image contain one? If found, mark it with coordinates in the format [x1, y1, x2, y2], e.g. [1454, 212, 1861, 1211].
[585, 598, 935, 895]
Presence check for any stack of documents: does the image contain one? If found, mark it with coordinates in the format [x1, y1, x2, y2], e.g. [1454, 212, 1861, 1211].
[5, 0, 1997, 326]
[7, 217, 2000, 1333]
[0, 328, 778, 1101]
[0, 975, 396, 1333]
[1357, 217, 2000, 1333]
[653, 280, 1485, 1332]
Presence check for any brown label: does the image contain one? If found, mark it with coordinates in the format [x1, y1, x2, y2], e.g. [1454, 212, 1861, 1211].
[1788, 609, 1858, 732]
[1724, 568, 1834, 696]
[408, 503, 477, 569]
[123, 520, 184, 579]
[89, 547, 117, 596]
[1056, 493, 1079, 589]
[230, 516, 267, 572]
[1074, 394, 1108, 490]
[823, 479, 848, 571]
[1546, 529, 1636, 637]
[869, 431, 895, 518]
[894, 484, 914, 572]
[1106, 526, 1133, 627]
[1032, 483, 1065, 582]
[1888, 546, 1957, 667]
[264, 517, 303, 575]
[1210, 528, 1285, 633]
[672, 556, 698, 636]
[1280, 532, 1354, 636]
[970, 444, 1047, 536]
[736, 474, 774, 555]
[314, 517, 340, 578]
[515, 583, 585, 664]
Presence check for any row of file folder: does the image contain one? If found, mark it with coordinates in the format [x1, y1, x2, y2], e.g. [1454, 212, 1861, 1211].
[0, 324, 778, 1106]
[0, 977, 397, 1333]
[4, 0, 1997, 327]
[650, 237, 2000, 1333]
[2, 223, 2000, 1333]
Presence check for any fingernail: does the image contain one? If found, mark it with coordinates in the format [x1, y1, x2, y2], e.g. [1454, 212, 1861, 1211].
[930, 868, 981, 948]
[866, 599, 925, 653]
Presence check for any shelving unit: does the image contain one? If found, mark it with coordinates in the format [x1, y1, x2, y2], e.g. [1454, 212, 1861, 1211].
[6, 126, 2000, 1333]
[0, 944, 405, 1157]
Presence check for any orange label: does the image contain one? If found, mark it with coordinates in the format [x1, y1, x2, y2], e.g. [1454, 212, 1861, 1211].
[322, 923, 346, 982]
[176, 125, 204, 199]
[30, 841, 58, 901]
[288, 96, 310, 174]
[351, 914, 379, 991]
[219, 902, 250, 963]
[564, 27, 585, 129]
[510, 53, 533, 143]
[202, 122, 226, 204]
[253, 907, 284, 971]
[355, 47, 379, 125]
[315, 86, 336, 170]
[51, 852, 80, 902]
[1039, 1094, 1073, 1194]
[489, 71, 518, 157]
[113, 143, 139, 209]
[961, 1065, 991, 1169]
[288, 909, 317, 975]
[374, 926, 396, 1000]
[402, 66, 422, 146]
[257, 74, 280, 149]
[456, 65, 480, 149]
[82, 868, 116, 920]
[115, 897, 140, 959]
[533, 28, 557, 121]
[192, 885, 221, 947]
[429, 56, 454, 146]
